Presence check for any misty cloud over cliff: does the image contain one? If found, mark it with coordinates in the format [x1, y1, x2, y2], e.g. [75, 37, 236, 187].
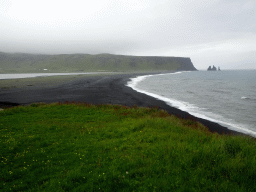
[0, 0, 256, 69]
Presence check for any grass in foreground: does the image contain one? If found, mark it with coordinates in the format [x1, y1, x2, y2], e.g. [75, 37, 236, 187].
[0, 102, 256, 191]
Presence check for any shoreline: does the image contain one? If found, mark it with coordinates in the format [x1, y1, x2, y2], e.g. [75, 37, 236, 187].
[127, 72, 256, 137]
[0, 72, 247, 137]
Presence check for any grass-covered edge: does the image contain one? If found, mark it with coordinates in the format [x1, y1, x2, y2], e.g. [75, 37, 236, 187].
[1, 102, 256, 191]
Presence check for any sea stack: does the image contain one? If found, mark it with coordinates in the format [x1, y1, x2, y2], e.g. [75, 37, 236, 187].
[207, 65, 217, 71]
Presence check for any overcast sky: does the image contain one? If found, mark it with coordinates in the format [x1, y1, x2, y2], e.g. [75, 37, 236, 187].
[1, 0, 255, 69]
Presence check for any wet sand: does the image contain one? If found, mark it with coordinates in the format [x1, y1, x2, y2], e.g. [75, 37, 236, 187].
[0, 72, 244, 136]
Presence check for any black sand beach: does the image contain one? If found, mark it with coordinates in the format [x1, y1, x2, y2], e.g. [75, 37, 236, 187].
[0, 72, 244, 136]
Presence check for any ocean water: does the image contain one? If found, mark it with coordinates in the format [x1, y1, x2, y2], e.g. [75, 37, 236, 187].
[127, 70, 256, 137]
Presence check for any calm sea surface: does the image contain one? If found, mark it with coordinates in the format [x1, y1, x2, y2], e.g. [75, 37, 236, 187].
[127, 70, 256, 137]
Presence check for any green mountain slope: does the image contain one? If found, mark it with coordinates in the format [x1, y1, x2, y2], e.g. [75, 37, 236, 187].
[0, 52, 197, 73]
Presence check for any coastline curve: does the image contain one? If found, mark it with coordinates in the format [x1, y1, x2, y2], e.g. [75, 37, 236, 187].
[126, 72, 256, 137]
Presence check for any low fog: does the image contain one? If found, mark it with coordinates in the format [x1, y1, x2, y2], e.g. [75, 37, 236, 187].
[1, 0, 256, 69]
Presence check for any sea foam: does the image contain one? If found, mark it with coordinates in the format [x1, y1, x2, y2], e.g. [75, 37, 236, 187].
[126, 72, 256, 137]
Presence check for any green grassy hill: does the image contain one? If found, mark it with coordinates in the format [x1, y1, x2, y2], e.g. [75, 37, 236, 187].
[0, 52, 197, 73]
[0, 103, 255, 191]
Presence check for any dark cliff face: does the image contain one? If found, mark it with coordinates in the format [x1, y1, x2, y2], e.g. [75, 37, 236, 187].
[116, 55, 197, 71]
[176, 57, 197, 71]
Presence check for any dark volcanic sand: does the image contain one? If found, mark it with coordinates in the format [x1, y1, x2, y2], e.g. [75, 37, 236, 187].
[0, 72, 244, 136]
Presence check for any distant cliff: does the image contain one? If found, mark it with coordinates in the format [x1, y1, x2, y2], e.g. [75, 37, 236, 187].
[0, 52, 197, 73]
[176, 57, 197, 71]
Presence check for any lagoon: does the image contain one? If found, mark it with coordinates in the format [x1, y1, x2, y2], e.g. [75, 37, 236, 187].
[0, 72, 114, 80]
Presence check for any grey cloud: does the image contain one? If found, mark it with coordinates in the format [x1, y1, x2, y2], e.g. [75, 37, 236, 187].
[0, 0, 255, 69]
